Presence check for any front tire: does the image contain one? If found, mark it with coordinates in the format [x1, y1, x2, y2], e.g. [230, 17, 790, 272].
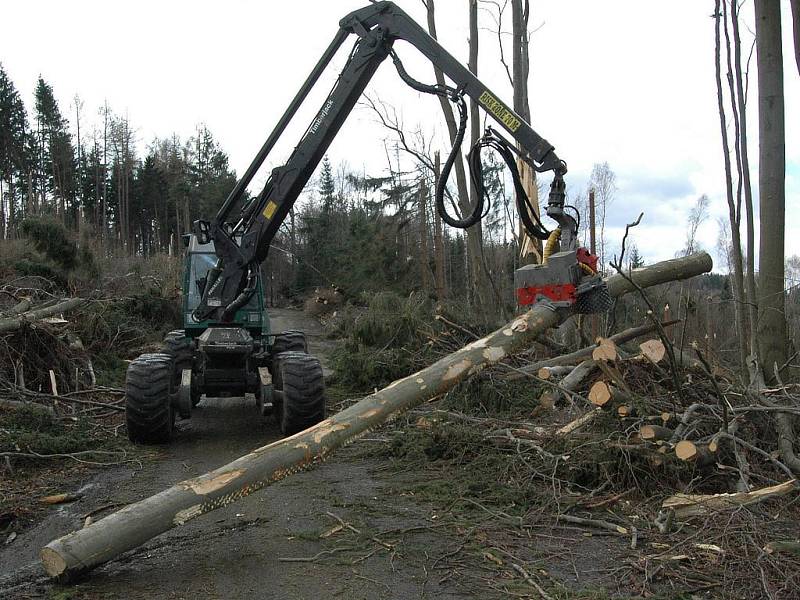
[126, 353, 175, 444]
[274, 351, 326, 435]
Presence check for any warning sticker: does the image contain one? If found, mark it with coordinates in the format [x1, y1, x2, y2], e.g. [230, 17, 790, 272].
[263, 201, 278, 220]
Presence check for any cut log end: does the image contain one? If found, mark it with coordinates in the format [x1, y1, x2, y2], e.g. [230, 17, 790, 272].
[640, 425, 673, 442]
[40, 547, 68, 578]
[538, 390, 557, 410]
[592, 338, 618, 362]
[617, 405, 635, 418]
[639, 339, 666, 363]
[589, 381, 613, 407]
[675, 440, 715, 465]
[675, 440, 698, 461]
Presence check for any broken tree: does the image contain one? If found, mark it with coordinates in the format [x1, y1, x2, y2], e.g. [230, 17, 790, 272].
[41, 252, 713, 580]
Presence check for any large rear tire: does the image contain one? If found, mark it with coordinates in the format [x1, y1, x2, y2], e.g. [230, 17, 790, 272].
[274, 351, 325, 436]
[162, 332, 193, 375]
[271, 330, 307, 355]
[126, 353, 175, 444]
[162, 332, 197, 405]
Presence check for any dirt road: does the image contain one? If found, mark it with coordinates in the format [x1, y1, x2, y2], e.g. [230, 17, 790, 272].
[0, 309, 468, 599]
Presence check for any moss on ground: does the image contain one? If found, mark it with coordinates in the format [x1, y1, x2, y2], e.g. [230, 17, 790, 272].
[0, 404, 121, 457]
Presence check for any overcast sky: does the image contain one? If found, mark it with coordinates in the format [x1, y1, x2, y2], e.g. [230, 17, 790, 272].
[1, 0, 797, 267]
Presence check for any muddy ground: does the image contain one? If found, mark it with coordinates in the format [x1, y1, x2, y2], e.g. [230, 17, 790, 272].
[1, 309, 636, 600]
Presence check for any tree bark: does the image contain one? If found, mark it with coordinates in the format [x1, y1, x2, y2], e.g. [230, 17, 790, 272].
[40, 252, 713, 580]
[418, 180, 431, 291]
[511, 0, 541, 265]
[754, 0, 787, 382]
[662, 479, 796, 519]
[535, 358, 597, 413]
[639, 425, 674, 442]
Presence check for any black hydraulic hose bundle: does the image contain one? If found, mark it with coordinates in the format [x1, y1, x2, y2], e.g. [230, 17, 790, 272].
[390, 50, 550, 239]
[467, 130, 550, 240]
[391, 51, 483, 229]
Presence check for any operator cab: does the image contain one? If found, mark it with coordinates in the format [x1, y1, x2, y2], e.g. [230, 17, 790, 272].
[182, 234, 267, 335]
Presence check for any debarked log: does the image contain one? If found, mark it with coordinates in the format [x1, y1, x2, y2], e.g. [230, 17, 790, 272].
[40, 252, 713, 579]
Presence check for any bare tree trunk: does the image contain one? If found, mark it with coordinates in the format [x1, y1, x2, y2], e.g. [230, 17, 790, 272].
[791, 0, 800, 76]
[511, 0, 541, 266]
[433, 151, 447, 300]
[754, 0, 787, 382]
[74, 95, 82, 228]
[424, 0, 486, 311]
[418, 179, 431, 291]
[729, 0, 759, 362]
[0, 181, 5, 239]
[468, 0, 481, 210]
[40, 252, 713, 580]
[102, 102, 109, 244]
[0, 298, 86, 333]
[714, 0, 748, 373]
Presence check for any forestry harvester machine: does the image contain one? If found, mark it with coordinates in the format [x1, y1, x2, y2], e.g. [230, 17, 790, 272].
[124, 1, 610, 444]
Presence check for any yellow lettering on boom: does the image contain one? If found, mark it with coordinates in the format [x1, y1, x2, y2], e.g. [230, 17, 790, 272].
[478, 91, 521, 132]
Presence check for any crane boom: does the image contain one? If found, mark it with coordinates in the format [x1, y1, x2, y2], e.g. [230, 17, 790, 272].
[193, 1, 600, 323]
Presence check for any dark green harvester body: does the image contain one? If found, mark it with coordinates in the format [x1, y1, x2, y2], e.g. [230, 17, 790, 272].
[123, 234, 326, 444]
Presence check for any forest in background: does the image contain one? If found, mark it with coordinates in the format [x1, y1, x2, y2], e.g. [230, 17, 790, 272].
[1, 0, 798, 382]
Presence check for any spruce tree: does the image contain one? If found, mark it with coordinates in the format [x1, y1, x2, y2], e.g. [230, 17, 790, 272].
[319, 155, 335, 210]
[186, 124, 236, 223]
[34, 77, 76, 221]
[0, 64, 30, 227]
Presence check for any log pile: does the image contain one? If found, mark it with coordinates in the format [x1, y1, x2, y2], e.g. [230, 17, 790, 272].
[23, 251, 800, 596]
[40, 253, 721, 579]
[0, 278, 177, 472]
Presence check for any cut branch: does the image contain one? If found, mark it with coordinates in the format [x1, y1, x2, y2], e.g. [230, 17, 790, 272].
[662, 479, 797, 519]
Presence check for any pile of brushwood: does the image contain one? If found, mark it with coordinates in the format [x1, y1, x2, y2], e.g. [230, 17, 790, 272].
[0, 218, 181, 531]
[329, 291, 800, 598]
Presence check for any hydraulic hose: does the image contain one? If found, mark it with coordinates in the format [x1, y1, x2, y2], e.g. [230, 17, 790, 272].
[467, 129, 551, 241]
[391, 50, 484, 229]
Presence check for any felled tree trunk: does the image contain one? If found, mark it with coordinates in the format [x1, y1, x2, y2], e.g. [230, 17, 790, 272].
[41, 252, 713, 580]
[0, 298, 86, 333]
